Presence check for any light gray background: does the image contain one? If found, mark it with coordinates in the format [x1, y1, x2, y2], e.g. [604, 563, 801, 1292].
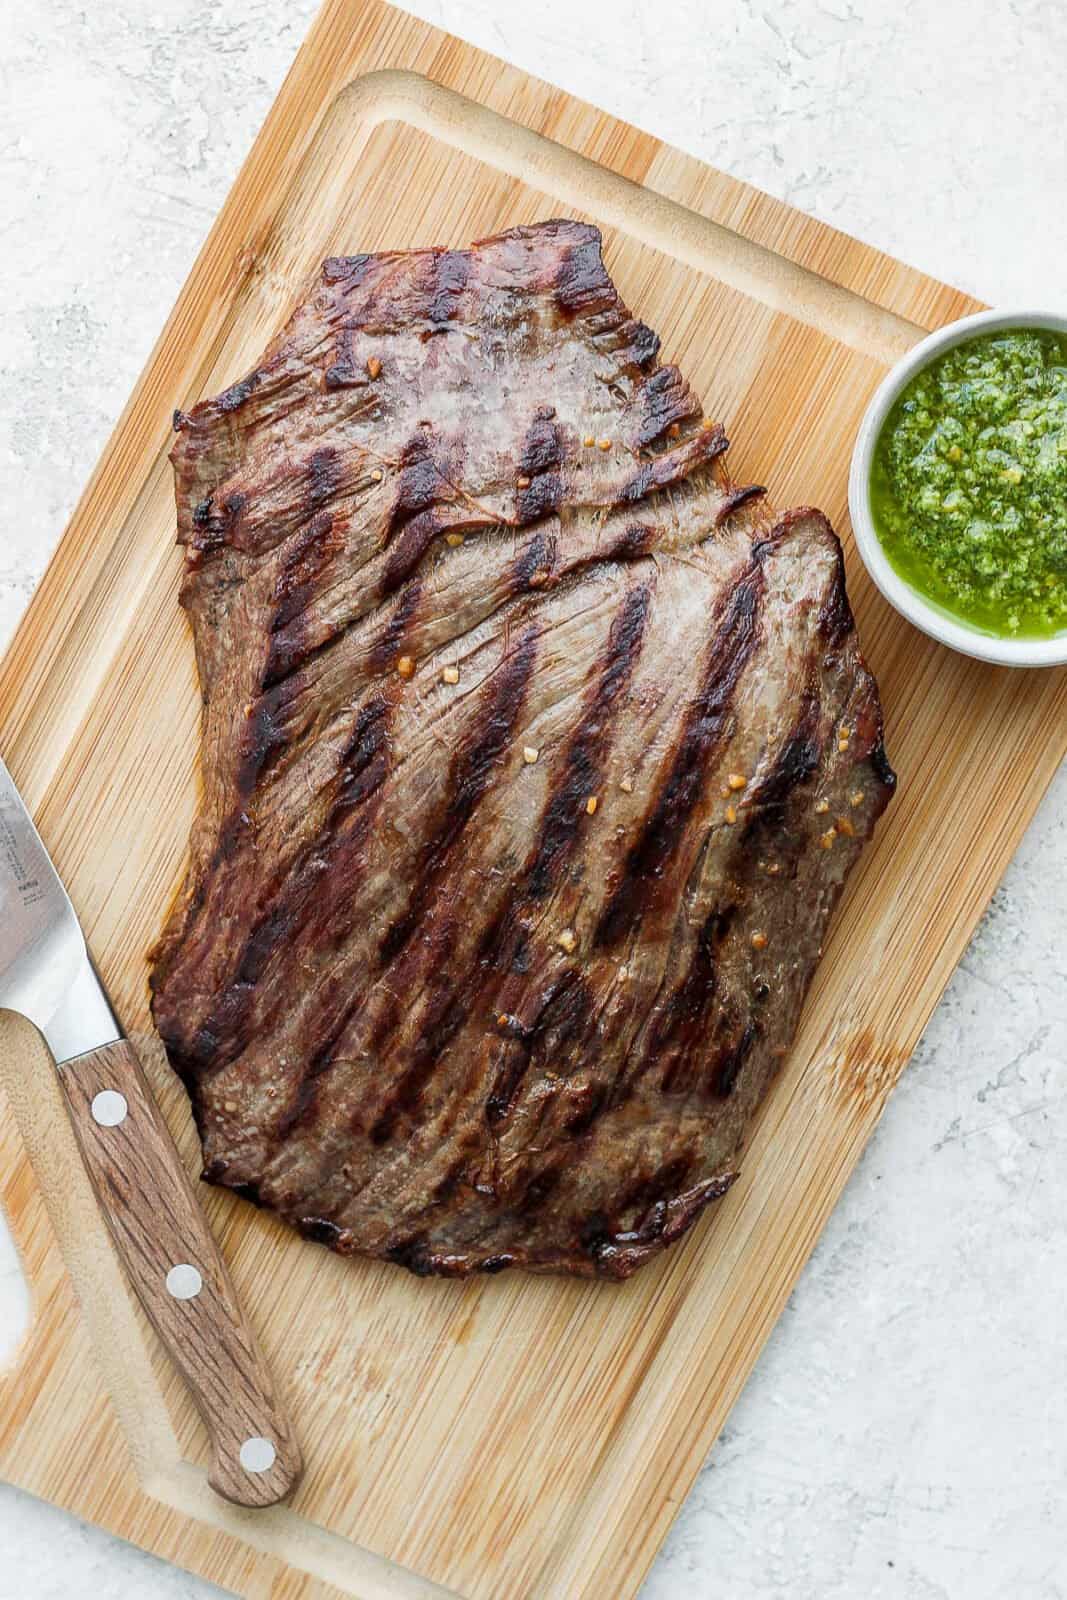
[2, 2, 1065, 1596]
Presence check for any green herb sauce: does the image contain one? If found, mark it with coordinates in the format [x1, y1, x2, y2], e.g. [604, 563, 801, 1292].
[870, 327, 1067, 637]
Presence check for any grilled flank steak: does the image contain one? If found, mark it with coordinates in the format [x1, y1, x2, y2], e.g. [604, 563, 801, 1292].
[150, 220, 894, 1279]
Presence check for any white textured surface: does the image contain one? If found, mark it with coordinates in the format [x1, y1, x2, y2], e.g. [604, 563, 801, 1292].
[1, 1, 1065, 1595]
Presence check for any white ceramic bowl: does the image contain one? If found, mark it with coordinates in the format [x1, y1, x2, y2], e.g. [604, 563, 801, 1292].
[848, 308, 1067, 667]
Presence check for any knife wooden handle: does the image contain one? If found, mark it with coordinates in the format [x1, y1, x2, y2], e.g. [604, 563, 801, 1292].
[59, 1038, 302, 1508]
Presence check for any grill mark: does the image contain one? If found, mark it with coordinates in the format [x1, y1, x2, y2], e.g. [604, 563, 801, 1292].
[271, 512, 341, 633]
[369, 577, 421, 671]
[237, 681, 295, 797]
[274, 1061, 333, 1142]
[321, 260, 376, 385]
[267, 695, 394, 1100]
[525, 582, 653, 901]
[517, 409, 564, 522]
[508, 530, 654, 616]
[632, 365, 701, 447]
[740, 688, 823, 841]
[324, 360, 362, 391]
[517, 472, 563, 524]
[598, 833, 719, 1106]
[381, 508, 443, 596]
[818, 557, 854, 647]
[656, 905, 737, 1092]
[553, 230, 613, 318]
[520, 407, 563, 475]
[245, 575, 393, 791]
[382, 432, 477, 594]
[619, 424, 727, 504]
[247, 508, 399, 789]
[232, 901, 296, 990]
[156, 1022, 221, 1093]
[428, 1149, 475, 1208]
[186, 488, 248, 554]
[217, 454, 372, 560]
[322, 252, 372, 286]
[486, 968, 591, 1127]
[182, 692, 394, 1091]
[715, 483, 766, 525]
[462, 580, 656, 1095]
[378, 626, 539, 970]
[369, 976, 470, 1145]
[388, 432, 450, 542]
[265, 610, 346, 693]
[472, 900, 523, 989]
[714, 1021, 758, 1097]
[426, 250, 471, 328]
[306, 446, 342, 514]
[518, 403, 566, 521]
[869, 734, 897, 791]
[264, 513, 346, 687]
[607, 522, 653, 561]
[324, 337, 369, 391]
[749, 516, 796, 564]
[626, 321, 661, 369]
[284, 715, 475, 1148]
[217, 368, 262, 414]
[336, 691, 393, 795]
[510, 527, 554, 591]
[365, 900, 462, 1062]
[596, 562, 765, 948]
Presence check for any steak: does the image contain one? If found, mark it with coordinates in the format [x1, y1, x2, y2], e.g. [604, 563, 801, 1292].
[151, 219, 894, 1280]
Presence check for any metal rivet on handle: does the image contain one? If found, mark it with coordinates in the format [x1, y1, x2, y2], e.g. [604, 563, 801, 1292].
[91, 1089, 128, 1127]
[240, 1436, 277, 1474]
[165, 1263, 203, 1300]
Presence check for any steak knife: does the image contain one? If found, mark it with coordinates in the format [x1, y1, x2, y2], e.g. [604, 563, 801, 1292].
[0, 755, 302, 1507]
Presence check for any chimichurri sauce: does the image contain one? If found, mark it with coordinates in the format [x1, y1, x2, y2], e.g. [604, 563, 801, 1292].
[870, 328, 1067, 637]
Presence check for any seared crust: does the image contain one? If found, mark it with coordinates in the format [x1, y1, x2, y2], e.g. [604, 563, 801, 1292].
[151, 221, 894, 1280]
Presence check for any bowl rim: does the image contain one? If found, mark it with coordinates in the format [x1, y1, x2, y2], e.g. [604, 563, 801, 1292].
[847, 306, 1067, 668]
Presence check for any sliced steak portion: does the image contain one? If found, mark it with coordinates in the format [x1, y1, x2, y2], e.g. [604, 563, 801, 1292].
[151, 219, 894, 1280]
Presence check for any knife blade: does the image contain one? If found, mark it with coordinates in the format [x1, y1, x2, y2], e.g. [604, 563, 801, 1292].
[0, 756, 121, 1062]
[0, 755, 302, 1507]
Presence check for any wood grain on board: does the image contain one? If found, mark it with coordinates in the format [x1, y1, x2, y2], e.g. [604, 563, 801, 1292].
[0, 2, 1063, 1597]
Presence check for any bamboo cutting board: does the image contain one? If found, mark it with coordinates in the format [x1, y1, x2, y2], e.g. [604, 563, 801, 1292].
[1, 3, 1064, 1596]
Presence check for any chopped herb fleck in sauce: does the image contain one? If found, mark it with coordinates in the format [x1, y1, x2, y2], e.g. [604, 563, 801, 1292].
[871, 328, 1067, 637]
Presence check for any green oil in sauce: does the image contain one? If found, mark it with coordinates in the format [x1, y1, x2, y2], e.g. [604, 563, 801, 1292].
[870, 327, 1067, 638]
